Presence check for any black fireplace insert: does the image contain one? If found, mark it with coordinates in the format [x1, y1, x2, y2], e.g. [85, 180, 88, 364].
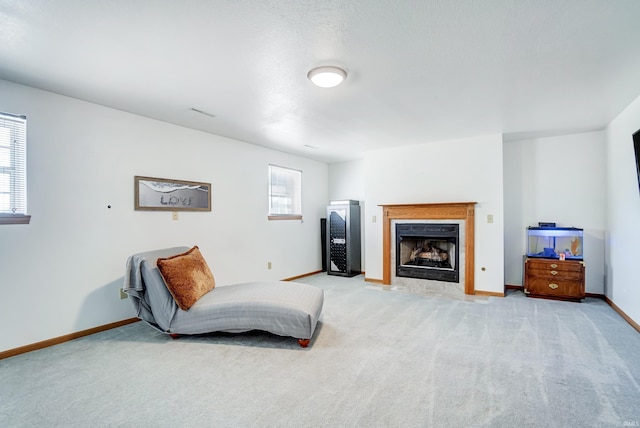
[396, 223, 459, 282]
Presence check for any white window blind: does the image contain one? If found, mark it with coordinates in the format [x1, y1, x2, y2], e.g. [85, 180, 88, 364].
[268, 164, 302, 219]
[0, 112, 29, 224]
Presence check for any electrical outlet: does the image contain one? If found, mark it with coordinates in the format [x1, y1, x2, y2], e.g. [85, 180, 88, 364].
[119, 288, 128, 299]
[267, 262, 272, 270]
[487, 214, 494, 224]
[172, 211, 179, 221]
[372, 215, 377, 223]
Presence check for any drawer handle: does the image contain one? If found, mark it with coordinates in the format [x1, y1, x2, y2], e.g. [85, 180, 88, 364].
[549, 283, 559, 290]
[550, 264, 558, 268]
[550, 270, 558, 275]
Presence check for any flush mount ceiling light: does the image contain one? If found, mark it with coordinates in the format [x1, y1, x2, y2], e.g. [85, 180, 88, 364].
[307, 66, 347, 88]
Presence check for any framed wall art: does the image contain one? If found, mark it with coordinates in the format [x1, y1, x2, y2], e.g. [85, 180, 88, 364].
[134, 176, 211, 211]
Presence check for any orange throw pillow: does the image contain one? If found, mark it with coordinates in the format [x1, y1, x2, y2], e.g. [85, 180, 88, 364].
[157, 246, 215, 311]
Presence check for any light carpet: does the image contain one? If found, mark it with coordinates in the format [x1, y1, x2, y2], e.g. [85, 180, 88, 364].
[1, 273, 639, 427]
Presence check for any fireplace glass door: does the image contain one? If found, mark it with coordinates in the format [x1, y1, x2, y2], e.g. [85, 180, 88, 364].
[396, 223, 459, 282]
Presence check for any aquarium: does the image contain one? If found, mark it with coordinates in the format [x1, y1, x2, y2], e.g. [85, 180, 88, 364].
[526, 227, 583, 260]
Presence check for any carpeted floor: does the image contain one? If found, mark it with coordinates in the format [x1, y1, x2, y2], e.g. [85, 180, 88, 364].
[1, 273, 639, 427]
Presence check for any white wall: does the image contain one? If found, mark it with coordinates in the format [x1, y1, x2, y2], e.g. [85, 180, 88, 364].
[605, 93, 640, 325]
[502, 131, 606, 294]
[362, 134, 505, 294]
[0, 80, 328, 353]
[328, 159, 364, 201]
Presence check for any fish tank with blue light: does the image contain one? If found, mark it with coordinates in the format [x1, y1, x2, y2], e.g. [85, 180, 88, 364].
[526, 226, 583, 260]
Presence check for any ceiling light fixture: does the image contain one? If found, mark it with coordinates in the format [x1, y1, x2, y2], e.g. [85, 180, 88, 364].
[307, 66, 347, 88]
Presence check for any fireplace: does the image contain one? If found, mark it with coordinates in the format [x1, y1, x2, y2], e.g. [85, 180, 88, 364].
[380, 202, 476, 294]
[396, 223, 459, 282]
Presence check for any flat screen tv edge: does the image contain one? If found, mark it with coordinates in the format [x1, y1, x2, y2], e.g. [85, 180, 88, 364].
[634, 129, 640, 194]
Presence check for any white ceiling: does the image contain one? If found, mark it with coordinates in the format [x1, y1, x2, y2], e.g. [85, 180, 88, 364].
[2, 1, 640, 163]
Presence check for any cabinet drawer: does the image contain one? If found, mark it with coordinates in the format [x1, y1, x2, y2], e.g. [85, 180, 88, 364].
[526, 259, 584, 272]
[526, 278, 584, 299]
[526, 268, 583, 281]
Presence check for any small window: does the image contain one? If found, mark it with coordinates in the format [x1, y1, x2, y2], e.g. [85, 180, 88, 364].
[0, 112, 29, 225]
[268, 164, 302, 220]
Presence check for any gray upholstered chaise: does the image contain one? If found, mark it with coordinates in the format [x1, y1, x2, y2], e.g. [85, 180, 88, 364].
[124, 247, 324, 347]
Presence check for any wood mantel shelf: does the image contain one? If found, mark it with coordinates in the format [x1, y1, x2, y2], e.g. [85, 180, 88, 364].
[379, 202, 476, 294]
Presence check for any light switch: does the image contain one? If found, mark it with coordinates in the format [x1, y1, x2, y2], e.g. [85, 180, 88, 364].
[487, 214, 493, 223]
[172, 211, 179, 221]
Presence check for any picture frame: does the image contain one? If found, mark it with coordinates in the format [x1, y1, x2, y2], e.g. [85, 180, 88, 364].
[134, 176, 211, 211]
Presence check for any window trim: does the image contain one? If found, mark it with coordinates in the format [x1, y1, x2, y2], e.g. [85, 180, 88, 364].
[268, 164, 302, 221]
[0, 112, 29, 225]
[267, 214, 303, 221]
[0, 213, 31, 225]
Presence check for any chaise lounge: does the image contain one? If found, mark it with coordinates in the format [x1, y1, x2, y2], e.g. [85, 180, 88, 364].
[123, 246, 324, 347]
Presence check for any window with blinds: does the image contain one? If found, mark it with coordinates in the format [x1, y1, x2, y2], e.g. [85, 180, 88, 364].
[0, 112, 29, 225]
[268, 164, 302, 220]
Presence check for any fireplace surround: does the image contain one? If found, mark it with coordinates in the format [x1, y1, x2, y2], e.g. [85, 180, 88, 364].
[380, 202, 476, 294]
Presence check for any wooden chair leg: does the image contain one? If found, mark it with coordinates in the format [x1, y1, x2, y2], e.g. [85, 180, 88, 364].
[297, 338, 310, 348]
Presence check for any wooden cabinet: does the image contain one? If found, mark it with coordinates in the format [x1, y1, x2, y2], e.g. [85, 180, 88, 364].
[524, 258, 585, 302]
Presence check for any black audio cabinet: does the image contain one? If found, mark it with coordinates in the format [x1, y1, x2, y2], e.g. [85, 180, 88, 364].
[327, 200, 361, 277]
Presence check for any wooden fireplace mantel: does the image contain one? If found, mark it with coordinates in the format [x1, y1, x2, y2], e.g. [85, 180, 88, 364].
[380, 202, 476, 294]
